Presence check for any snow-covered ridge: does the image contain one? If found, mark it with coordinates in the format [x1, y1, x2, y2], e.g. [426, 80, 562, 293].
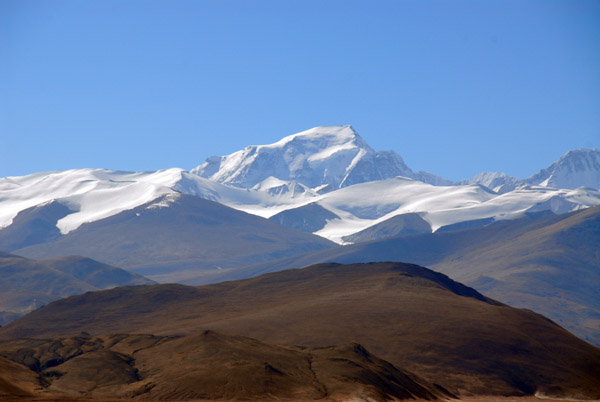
[0, 127, 598, 244]
[462, 149, 600, 191]
[525, 148, 600, 189]
[0, 168, 182, 234]
[191, 125, 451, 190]
[310, 178, 599, 243]
[2, 167, 599, 245]
[0, 167, 316, 235]
[192, 124, 598, 195]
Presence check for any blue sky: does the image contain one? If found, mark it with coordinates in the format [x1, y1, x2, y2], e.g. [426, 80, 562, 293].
[1, 0, 599, 181]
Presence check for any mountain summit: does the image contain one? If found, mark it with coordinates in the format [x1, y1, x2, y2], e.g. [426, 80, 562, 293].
[525, 148, 600, 189]
[461, 148, 600, 192]
[191, 125, 449, 191]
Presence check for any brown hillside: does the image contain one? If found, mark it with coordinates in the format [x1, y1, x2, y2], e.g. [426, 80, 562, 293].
[1, 262, 599, 398]
[0, 331, 447, 401]
[0, 354, 46, 399]
[0, 251, 154, 326]
[223, 206, 600, 345]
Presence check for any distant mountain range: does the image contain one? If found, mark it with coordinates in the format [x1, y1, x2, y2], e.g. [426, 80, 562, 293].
[0, 125, 598, 344]
[192, 125, 452, 189]
[193, 125, 600, 192]
[1, 126, 598, 245]
[458, 147, 600, 193]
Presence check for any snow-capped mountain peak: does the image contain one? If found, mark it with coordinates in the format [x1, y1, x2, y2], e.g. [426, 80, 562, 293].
[1, 126, 598, 248]
[526, 148, 600, 189]
[457, 148, 600, 192]
[270, 125, 370, 151]
[191, 125, 446, 190]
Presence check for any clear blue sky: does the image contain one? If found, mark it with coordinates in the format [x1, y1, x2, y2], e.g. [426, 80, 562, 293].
[1, 0, 599, 181]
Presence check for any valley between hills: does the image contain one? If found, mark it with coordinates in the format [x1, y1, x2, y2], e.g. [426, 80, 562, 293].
[1, 127, 599, 402]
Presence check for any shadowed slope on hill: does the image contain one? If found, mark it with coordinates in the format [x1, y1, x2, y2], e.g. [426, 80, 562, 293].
[13, 194, 335, 282]
[342, 212, 432, 242]
[0, 354, 41, 398]
[0, 251, 154, 326]
[0, 201, 73, 252]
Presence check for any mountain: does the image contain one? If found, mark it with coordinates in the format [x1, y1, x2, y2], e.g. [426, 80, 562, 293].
[188, 127, 600, 242]
[191, 125, 451, 190]
[0, 167, 262, 236]
[2, 262, 599, 399]
[262, 176, 600, 243]
[0, 251, 155, 326]
[10, 194, 335, 283]
[0, 331, 448, 401]
[5, 169, 596, 248]
[462, 148, 600, 192]
[526, 148, 600, 189]
[1, 137, 599, 246]
[225, 206, 600, 346]
[2, 164, 597, 284]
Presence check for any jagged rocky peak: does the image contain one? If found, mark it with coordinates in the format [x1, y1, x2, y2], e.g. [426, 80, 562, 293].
[526, 148, 600, 189]
[191, 125, 446, 190]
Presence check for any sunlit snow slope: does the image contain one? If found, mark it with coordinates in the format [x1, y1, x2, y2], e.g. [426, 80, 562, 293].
[306, 178, 599, 243]
[0, 169, 256, 234]
[526, 148, 600, 189]
[0, 168, 317, 235]
[1, 126, 599, 244]
[192, 125, 450, 189]
[461, 149, 600, 192]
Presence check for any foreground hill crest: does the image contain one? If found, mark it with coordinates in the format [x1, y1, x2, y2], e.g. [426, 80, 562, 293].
[2, 262, 599, 400]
